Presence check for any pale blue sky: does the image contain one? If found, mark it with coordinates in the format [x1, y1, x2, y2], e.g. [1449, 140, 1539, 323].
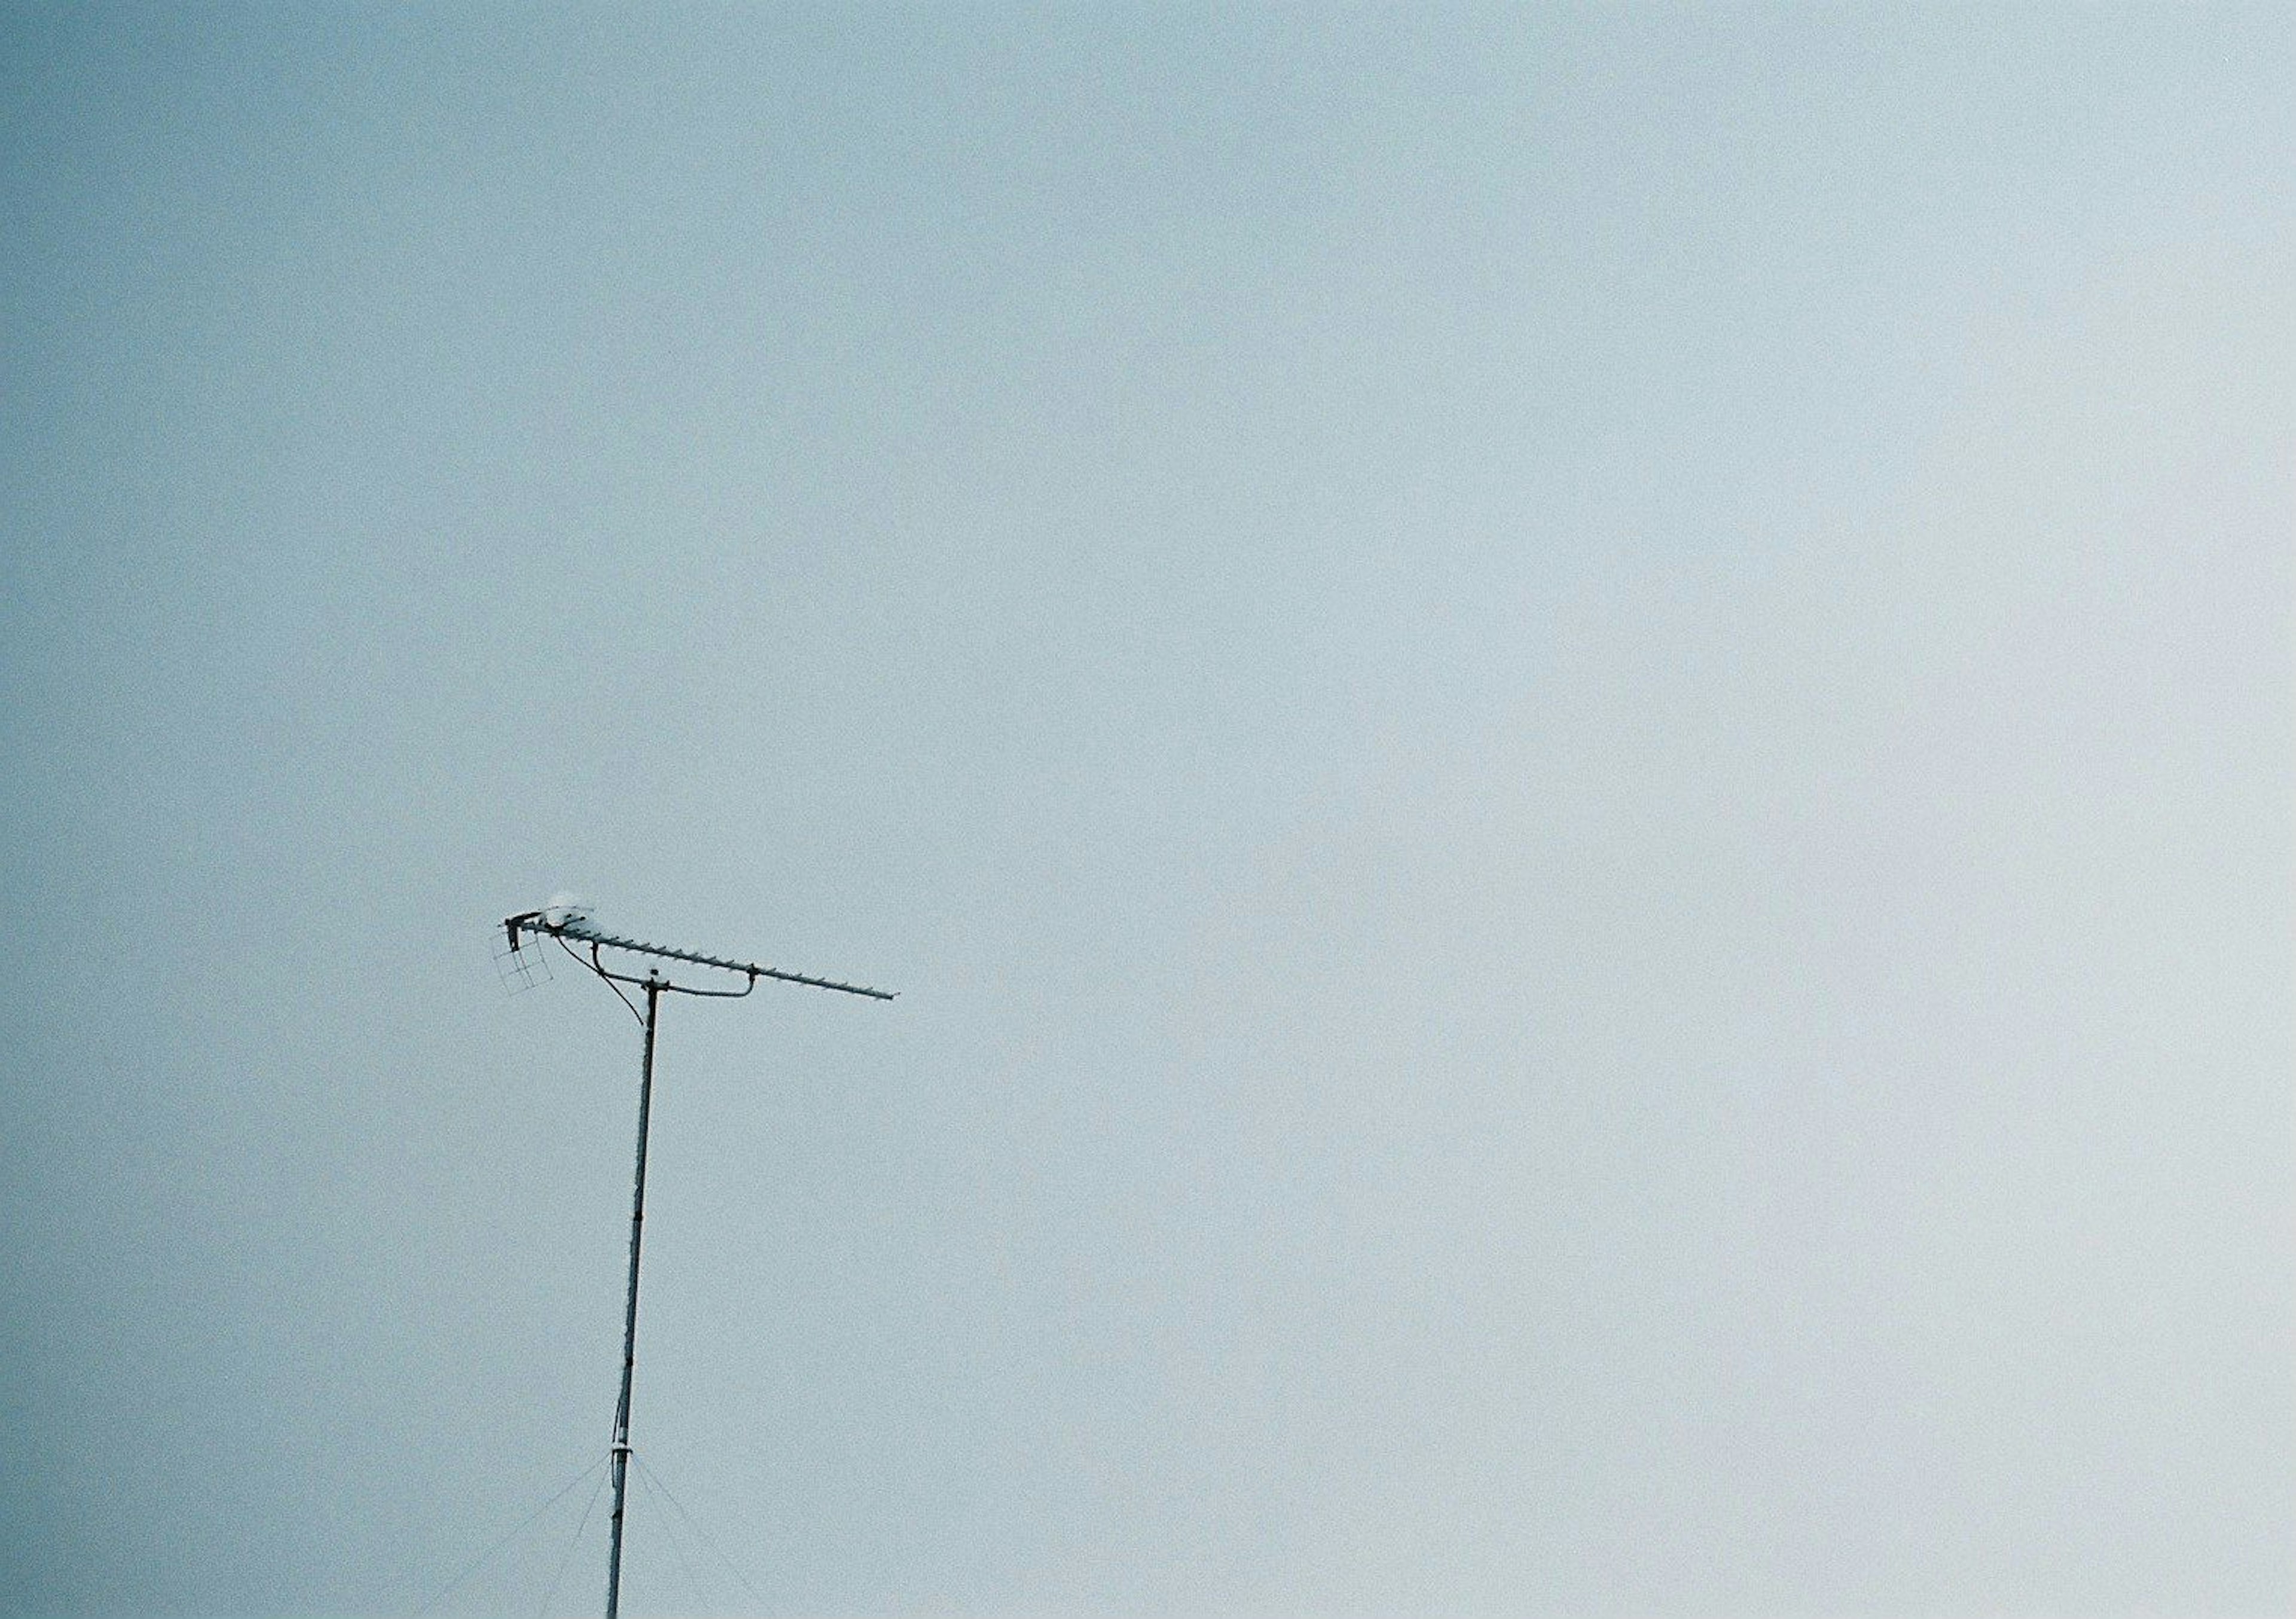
[2, 7, 2289, 1615]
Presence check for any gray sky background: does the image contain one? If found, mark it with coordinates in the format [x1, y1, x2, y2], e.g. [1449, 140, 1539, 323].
[2, 6, 2289, 1616]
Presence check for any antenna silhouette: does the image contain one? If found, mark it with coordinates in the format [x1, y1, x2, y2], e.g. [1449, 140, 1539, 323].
[502, 900, 893, 1619]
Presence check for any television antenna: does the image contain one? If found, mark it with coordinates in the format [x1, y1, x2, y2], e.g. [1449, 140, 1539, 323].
[500, 898, 894, 1619]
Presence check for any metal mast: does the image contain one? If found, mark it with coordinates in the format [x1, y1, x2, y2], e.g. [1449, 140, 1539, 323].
[503, 906, 894, 1619]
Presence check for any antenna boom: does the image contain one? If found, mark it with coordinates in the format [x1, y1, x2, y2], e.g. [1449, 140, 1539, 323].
[505, 912, 896, 1000]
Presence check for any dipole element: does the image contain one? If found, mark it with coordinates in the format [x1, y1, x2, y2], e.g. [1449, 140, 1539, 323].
[502, 907, 894, 1619]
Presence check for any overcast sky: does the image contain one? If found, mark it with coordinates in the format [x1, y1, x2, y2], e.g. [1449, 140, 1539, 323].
[1, 6, 2289, 1616]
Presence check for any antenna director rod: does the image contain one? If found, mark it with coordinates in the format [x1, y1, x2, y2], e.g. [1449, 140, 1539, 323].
[507, 914, 896, 1000]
